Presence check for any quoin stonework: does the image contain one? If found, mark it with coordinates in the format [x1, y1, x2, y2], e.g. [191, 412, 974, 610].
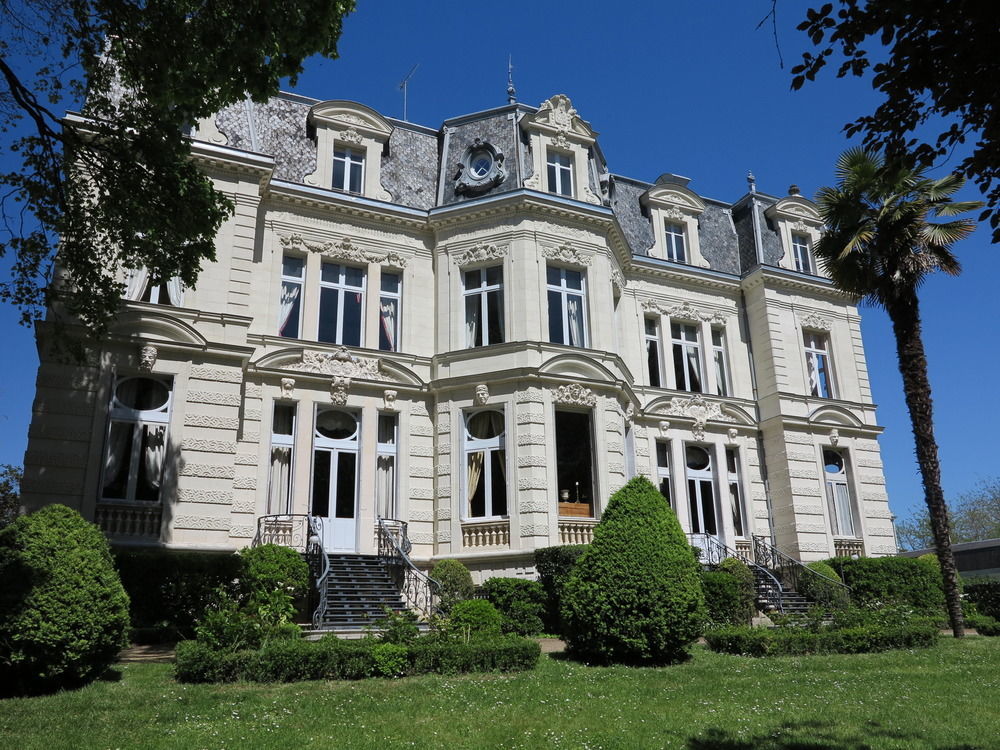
[22, 93, 895, 582]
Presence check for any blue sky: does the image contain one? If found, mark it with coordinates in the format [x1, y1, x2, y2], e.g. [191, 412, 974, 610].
[0, 1, 995, 526]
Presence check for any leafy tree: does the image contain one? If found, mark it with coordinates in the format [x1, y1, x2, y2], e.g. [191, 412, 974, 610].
[0, 464, 21, 529]
[792, 0, 1000, 242]
[814, 147, 981, 637]
[896, 478, 1000, 550]
[0, 0, 355, 336]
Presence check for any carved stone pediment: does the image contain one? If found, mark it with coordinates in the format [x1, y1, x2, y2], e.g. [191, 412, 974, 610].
[452, 243, 509, 266]
[281, 234, 409, 269]
[658, 395, 735, 440]
[287, 347, 384, 380]
[521, 94, 597, 144]
[541, 242, 593, 267]
[552, 383, 597, 407]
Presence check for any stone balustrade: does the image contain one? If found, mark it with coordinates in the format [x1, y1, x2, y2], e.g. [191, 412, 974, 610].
[834, 538, 865, 557]
[558, 519, 598, 545]
[96, 501, 162, 540]
[462, 520, 510, 548]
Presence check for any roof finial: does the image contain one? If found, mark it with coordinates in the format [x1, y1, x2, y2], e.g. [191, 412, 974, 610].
[507, 55, 517, 105]
[747, 170, 757, 194]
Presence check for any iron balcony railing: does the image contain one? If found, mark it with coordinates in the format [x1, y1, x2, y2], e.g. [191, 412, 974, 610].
[253, 514, 330, 629]
[751, 534, 852, 610]
[376, 516, 440, 619]
[688, 532, 785, 612]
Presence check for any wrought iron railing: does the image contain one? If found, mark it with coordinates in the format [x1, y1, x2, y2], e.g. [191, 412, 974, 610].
[752, 535, 851, 610]
[688, 532, 785, 612]
[253, 514, 330, 629]
[377, 517, 440, 619]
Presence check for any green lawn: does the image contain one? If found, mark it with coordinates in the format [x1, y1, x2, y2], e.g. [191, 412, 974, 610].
[3, 639, 999, 749]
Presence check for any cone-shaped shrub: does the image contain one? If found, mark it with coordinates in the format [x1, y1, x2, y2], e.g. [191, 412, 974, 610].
[561, 476, 706, 664]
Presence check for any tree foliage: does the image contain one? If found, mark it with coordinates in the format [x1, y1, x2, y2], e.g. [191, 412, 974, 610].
[792, 0, 1000, 242]
[0, 0, 355, 335]
[896, 478, 1000, 550]
[0, 463, 21, 529]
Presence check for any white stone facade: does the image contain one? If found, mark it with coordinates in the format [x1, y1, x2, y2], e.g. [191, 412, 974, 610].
[21, 94, 896, 578]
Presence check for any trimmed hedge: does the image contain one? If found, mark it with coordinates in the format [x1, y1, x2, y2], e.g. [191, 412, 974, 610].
[534, 544, 587, 634]
[113, 547, 243, 640]
[966, 579, 1000, 620]
[705, 623, 938, 656]
[561, 476, 706, 664]
[481, 578, 545, 636]
[175, 633, 541, 683]
[430, 559, 474, 614]
[719, 558, 756, 621]
[975, 619, 1000, 637]
[826, 555, 944, 611]
[449, 599, 503, 636]
[238, 544, 310, 600]
[702, 571, 749, 626]
[0, 505, 130, 695]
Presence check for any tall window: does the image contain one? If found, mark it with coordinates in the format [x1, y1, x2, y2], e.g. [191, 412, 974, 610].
[656, 440, 672, 507]
[803, 331, 834, 398]
[268, 403, 295, 514]
[555, 410, 595, 515]
[685, 445, 717, 535]
[333, 147, 364, 193]
[464, 266, 504, 347]
[546, 150, 573, 197]
[792, 233, 813, 273]
[465, 410, 507, 518]
[379, 272, 401, 352]
[376, 413, 398, 518]
[318, 262, 365, 346]
[712, 328, 730, 396]
[278, 255, 304, 338]
[102, 377, 171, 503]
[125, 267, 184, 306]
[824, 449, 856, 537]
[312, 410, 359, 521]
[664, 221, 687, 262]
[547, 266, 588, 347]
[672, 322, 703, 392]
[645, 317, 663, 387]
[726, 448, 746, 537]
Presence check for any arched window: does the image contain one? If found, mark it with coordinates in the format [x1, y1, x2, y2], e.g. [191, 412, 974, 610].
[102, 376, 171, 503]
[824, 449, 856, 537]
[464, 410, 507, 518]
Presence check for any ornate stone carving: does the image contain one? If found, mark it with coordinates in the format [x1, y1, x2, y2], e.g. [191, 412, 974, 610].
[383, 389, 397, 410]
[339, 127, 363, 145]
[552, 383, 597, 407]
[138, 345, 157, 372]
[610, 269, 627, 291]
[190, 366, 243, 383]
[539, 94, 578, 135]
[288, 347, 384, 380]
[829, 428, 840, 446]
[280, 378, 296, 398]
[541, 242, 592, 266]
[623, 401, 635, 424]
[552, 132, 571, 150]
[662, 205, 686, 222]
[659, 420, 671, 436]
[658, 395, 735, 440]
[800, 312, 832, 331]
[727, 427, 739, 444]
[330, 376, 350, 405]
[280, 234, 409, 269]
[452, 243, 509, 266]
[454, 138, 507, 196]
[524, 172, 542, 190]
[474, 384, 489, 406]
[641, 299, 728, 325]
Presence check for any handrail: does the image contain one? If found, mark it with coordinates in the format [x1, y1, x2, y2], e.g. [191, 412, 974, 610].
[376, 516, 440, 618]
[307, 517, 330, 630]
[688, 532, 785, 613]
[752, 535, 852, 609]
[253, 514, 329, 629]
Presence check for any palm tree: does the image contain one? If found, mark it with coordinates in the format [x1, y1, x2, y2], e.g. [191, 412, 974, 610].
[815, 148, 982, 638]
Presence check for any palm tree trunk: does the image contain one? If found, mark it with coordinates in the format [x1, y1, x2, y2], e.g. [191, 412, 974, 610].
[886, 293, 964, 637]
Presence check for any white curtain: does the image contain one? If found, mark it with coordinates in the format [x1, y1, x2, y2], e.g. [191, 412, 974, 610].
[279, 282, 301, 334]
[729, 482, 744, 536]
[125, 267, 149, 301]
[166, 276, 185, 306]
[807, 353, 820, 395]
[686, 347, 702, 391]
[829, 481, 855, 537]
[103, 422, 131, 493]
[380, 299, 397, 350]
[566, 295, 583, 346]
[376, 455, 396, 518]
[143, 425, 166, 492]
[467, 451, 483, 506]
[268, 447, 292, 514]
[466, 297, 480, 347]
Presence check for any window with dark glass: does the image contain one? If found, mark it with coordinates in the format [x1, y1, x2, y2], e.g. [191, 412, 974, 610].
[546, 150, 573, 197]
[672, 322, 703, 392]
[278, 255, 304, 338]
[465, 410, 507, 518]
[464, 266, 504, 347]
[333, 147, 364, 193]
[547, 266, 587, 347]
[379, 271, 401, 352]
[101, 376, 171, 504]
[318, 262, 365, 346]
[555, 410, 595, 516]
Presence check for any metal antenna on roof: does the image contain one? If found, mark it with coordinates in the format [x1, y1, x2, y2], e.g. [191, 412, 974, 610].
[399, 63, 419, 121]
[507, 55, 517, 104]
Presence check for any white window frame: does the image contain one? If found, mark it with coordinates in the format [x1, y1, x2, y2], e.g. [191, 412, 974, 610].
[671, 322, 703, 393]
[279, 254, 305, 339]
[792, 233, 813, 273]
[546, 150, 574, 197]
[803, 330, 835, 398]
[376, 412, 399, 519]
[463, 265, 505, 347]
[824, 448, 857, 538]
[333, 146, 365, 193]
[546, 266, 589, 347]
[655, 439, 672, 507]
[318, 262, 366, 347]
[725, 447, 747, 538]
[463, 409, 508, 520]
[645, 317, 664, 387]
[664, 221, 688, 263]
[712, 327, 730, 397]
[101, 376, 172, 504]
[685, 444, 718, 536]
[267, 402, 296, 515]
[378, 271, 402, 352]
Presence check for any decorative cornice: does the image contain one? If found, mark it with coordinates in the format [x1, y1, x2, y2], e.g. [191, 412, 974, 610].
[280, 234, 408, 268]
[451, 243, 509, 266]
[641, 299, 728, 325]
[541, 242, 593, 266]
[286, 347, 384, 380]
[552, 383, 597, 407]
[657, 395, 736, 440]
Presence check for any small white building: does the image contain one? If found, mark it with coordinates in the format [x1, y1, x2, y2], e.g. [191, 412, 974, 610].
[21, 93, 896, 584]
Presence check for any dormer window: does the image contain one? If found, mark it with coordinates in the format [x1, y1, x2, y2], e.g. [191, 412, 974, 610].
[792, 233, 813, 273]
[333, 147, 364, 194]
[764, 192, 824, 275]
[547, 151, 574, 197]
[664, 221, 687, 262]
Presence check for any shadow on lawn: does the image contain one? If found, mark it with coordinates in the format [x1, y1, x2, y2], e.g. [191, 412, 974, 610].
[686, 721, 984, 750]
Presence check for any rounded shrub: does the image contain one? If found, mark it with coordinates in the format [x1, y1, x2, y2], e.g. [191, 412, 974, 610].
[798, 561, 851, 609]
[481, 577, 545, 636]
[238, 543, 310, 599]
[701, 570, 746, 626]
[719, 557, 756, 622]
[430, 558, 474, 614]
[0, 505, 130, 695]
[448, 599, 503, 637]
[561, 476, 706, 664]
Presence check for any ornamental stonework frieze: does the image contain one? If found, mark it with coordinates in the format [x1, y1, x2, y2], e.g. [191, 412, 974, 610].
[280, 234, 409, 269]
[799, 312, 832, 331]
[658, 394, 736, 441]
[641, 299, 728, 325]
[287, 347, 384, 381]
[541, 242, 593, 266]
[452, 243, 509, 266]
[552, 383, 597, 407]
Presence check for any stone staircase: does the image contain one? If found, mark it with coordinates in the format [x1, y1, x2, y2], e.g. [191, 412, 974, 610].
[751, 567, 812, 614]
[315, 553, 407, 630]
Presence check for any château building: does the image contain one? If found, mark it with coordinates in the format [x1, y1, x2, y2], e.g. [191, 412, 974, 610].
[21, 92, 897, 587]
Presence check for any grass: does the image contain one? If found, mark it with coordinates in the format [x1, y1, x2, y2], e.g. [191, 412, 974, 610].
[2, 639, 999, 749]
